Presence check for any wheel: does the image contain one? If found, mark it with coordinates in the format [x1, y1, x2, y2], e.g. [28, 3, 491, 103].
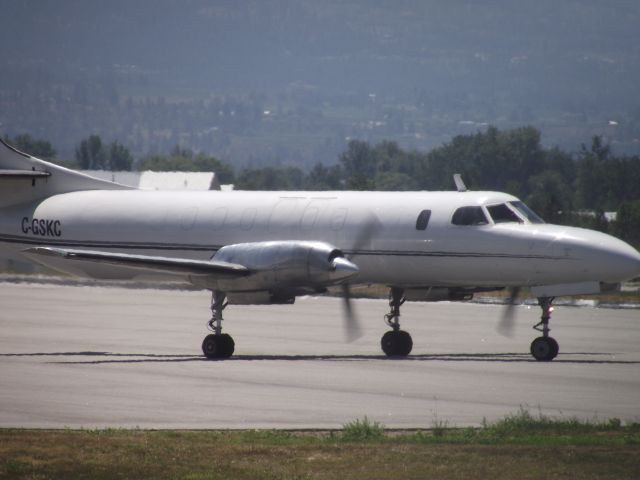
[202, 333, 235, 359]
[202, 334, 220, 359]
[381, 331, 398, 355]
[219, 333, 235, 358]
[530, 336, 558, 361]
[396, 330, 413, 356]
[381, 330, 413, 357]
[547, 336, 559, 359]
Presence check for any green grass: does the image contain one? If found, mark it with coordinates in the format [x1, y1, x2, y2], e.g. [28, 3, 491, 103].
[404, 408, 640, 447]
[341, 416, 385, 441]
[1, 411, 639, 479]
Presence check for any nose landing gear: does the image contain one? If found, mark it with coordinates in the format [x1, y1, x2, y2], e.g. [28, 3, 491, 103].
[530, 296, 559, 361]
[202, 290, 235, 359]
[381, 287, 413, 356]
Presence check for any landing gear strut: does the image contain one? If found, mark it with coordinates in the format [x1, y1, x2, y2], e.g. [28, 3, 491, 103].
[530, 296, 559, 361]
[202, 290, 235, 359]
[381, 287, 413, 356]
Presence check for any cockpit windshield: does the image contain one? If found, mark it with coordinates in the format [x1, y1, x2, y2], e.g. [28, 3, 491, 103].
[452, 201, 545, 226]
[487, 203, 522, 224]
[485, 202, 545, 224]
[509, 201, 545, 224]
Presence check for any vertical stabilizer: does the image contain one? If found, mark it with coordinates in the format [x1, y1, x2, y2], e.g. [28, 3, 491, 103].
[0, 138, 131, 207]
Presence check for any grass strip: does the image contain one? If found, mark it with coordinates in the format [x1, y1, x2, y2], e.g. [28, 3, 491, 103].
[1, 410, 639, 480]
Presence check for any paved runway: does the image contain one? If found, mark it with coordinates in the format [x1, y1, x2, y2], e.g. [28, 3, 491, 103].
[1, 282, 639, 429]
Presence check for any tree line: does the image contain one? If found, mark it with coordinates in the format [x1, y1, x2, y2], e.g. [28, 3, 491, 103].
[4, 126, 640, 248]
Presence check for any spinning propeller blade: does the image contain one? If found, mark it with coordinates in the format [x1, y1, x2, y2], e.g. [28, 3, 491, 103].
[340, 211, 382, 342]
[341, 283, 363, 342]
[496, 287, 521, 337]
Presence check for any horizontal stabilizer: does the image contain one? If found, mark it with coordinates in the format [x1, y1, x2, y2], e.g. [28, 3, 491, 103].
[23, 247, 250, 277]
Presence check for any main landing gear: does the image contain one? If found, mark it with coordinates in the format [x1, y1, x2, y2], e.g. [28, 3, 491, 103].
[380, 287, 413, 356]
[202, 290, 235, 359]
[198, 289, 560, 361]
[530, 297, 559, 361]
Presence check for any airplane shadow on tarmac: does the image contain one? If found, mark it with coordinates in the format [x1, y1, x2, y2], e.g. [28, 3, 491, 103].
[0, 351, 638, 365]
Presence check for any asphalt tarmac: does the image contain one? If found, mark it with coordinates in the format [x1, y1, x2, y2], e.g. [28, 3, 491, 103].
[1, 282, 639, 429]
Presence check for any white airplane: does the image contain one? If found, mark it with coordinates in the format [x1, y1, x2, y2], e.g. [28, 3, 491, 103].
[1, 138, 639, 361]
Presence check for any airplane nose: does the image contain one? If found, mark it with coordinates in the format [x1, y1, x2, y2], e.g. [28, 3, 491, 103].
[582, 232, 640, 282]
[329, 257, 359, 283]
[630, 248, 640, 277]
[608, 239, 640, 279]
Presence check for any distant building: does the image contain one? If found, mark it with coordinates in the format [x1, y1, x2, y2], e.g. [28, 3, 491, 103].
[573, 210, 618, 222]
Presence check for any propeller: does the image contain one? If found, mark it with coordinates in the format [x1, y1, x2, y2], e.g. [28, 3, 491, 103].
[341, 211, 383, 342]
[341, 282, 362, 342]
[496, 287, 521, 338]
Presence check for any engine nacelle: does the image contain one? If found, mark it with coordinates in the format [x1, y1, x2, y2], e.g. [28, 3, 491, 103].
[404, 287, 474, 302]
[204, 241, 359, 294]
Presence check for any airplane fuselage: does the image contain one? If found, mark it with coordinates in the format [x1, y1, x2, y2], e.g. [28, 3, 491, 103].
[1, 189, 638, 289]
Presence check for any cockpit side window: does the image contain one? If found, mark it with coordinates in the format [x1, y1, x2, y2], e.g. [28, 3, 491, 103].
[451, 206, 489, 226]
[415, 210, 431, 230]
[487, 203, 523, 224]
[510, 201, 545, 224]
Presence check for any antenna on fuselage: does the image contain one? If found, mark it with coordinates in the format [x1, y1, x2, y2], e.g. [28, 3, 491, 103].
[453, 174, 467, 192]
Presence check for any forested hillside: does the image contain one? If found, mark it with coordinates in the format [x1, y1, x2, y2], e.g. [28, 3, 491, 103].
[2, 1, 640, 166]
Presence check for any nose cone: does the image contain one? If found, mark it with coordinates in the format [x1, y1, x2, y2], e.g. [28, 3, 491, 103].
[596, 236, 640, 281]
[622, 244, 640, 279]
[329, 257, 359, 283]
[568, 229, 640, 282]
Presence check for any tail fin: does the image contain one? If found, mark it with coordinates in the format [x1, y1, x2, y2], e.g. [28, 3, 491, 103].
[0, 138, 131, 207]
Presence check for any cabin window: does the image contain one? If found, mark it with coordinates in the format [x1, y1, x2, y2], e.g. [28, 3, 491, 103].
[487, 204, 522, 224]
[180, 207, 198, 230]
[269, 198, 299, 232]
[451, 206, 488, 226]
[240, 208, 256, 230]
[210, 207, 228, 228]
[300, 206, 319, 231]
[331, 208, 348, 231]
[415, 210, 431, 230]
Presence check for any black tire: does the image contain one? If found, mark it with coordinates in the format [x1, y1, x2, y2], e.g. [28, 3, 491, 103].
[381, 331, 397, 355]
[202, 333, 235, 359]
[530, 336, 557, 361]
[547, 336, 559, 360]
[381, 330, 413, 357]
[219, 333, 235, 358]
[396, 330, 413, 356]
[202, 334, 219, 359]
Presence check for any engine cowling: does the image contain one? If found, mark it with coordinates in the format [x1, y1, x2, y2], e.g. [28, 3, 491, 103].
[199, 241, 359, 297]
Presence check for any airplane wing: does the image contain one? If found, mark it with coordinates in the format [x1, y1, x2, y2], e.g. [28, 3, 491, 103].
[22, 246, 250, 278]
[0, 169, 51, 178]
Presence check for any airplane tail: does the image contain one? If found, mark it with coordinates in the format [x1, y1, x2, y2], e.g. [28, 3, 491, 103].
[0, 137, 131, 208]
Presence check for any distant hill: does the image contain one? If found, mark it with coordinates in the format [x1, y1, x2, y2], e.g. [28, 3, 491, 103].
[2, 0, 639, 165]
